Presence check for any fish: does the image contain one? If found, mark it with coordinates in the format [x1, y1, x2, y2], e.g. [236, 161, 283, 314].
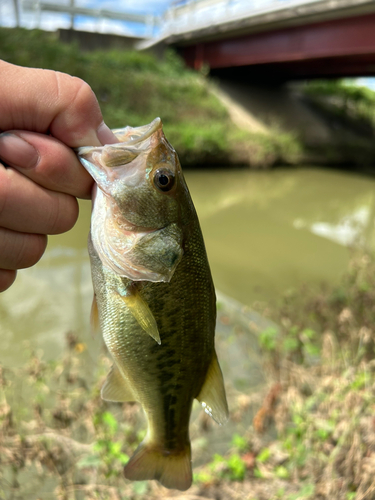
[77, 117, 228, 491]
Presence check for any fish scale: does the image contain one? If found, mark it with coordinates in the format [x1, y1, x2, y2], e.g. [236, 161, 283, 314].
[78, 118, 228, 491]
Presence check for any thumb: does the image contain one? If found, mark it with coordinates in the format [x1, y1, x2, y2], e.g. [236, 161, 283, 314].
[50, 71, 119, 147]
[0, 61, 118, 148]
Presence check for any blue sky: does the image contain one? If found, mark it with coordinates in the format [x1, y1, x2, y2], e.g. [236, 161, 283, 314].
[1, 0, 174, 37]
[1, 0, 375, 90]
[0, 1, 326, 38]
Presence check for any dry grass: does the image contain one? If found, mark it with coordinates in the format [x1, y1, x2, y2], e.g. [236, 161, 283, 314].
[2, 254, 375, 499]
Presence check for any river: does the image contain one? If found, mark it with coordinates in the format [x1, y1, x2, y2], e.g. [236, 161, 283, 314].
[0, 166, 374, 366]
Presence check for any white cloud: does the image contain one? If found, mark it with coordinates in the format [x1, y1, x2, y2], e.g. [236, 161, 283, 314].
[2, 0, 172, 35]
[83, 0, 171, 13]
[74, 16, 136, 35]
[22, 11, 72, 30]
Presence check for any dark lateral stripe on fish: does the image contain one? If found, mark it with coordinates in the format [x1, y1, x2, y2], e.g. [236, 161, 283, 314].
[158, 371, 175, 384]
[162, 393, 189, 449]
[156, 359, 179, 370]
[157, 350, 177, 362]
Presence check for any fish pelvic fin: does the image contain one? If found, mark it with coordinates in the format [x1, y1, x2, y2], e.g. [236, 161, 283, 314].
[101, 364, 137, 403]
[119, 290, 161, 345]
[90, 294, 100, 335]
[196, 350, 229, 425]
[124, 440, 192, 491]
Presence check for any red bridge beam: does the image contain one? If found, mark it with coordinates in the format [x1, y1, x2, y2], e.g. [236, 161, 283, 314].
[180, 12, 375, 77]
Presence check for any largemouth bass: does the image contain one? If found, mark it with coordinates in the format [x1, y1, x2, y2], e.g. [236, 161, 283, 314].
[77, 118, 228, 491]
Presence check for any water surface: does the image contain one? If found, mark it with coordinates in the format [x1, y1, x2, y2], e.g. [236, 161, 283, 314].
[190, 167, 375, 304]
[1, 166, 374, 366]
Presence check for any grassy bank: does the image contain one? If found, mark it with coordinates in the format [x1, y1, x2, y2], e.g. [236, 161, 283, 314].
[2, 253, 375, 499]
[0, 28, 300, 168]
[301, 80, 375, 166]
[304, 80, 375, 131]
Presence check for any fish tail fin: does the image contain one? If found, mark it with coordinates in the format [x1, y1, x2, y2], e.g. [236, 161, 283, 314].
[124, 440, 192, 491]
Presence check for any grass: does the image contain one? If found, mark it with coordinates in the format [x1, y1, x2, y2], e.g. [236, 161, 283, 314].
[304, 80, 375, 130]
[0, 27, 301, 168]
[303, 80, 375, 166]
[2, 253, 375, 498]
[194, 252, 375, 499]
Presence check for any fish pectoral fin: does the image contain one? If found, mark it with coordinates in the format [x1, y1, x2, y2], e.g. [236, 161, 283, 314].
[196, 351, 229, 425]
[90, 294, 100, 335]
[119, 291, 161, 345]
[101, 364, 138, 403]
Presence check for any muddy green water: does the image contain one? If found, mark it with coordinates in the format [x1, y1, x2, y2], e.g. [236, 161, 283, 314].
[1, 166, 375, 366]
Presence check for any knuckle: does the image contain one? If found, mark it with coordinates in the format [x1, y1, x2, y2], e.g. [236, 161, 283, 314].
[71, 77, 96, 107]
[56, 72, 97, 114]
[51, 72, 102, 146]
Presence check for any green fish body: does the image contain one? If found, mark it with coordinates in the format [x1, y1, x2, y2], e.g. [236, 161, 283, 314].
[78, 118, 228, 491]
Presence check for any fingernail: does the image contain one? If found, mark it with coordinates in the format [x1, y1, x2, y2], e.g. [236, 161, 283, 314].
[96, 122, 118, 145]
[0, 133, 39, 169]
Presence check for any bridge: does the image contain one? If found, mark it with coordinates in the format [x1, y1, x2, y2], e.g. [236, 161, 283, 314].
[11, 0, 375, 78]
[145, 0, 375, 79]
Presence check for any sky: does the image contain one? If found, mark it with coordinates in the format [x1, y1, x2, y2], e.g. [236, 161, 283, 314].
[1, 0, 375, 90]
[1, 0, 174, 37]
[0, 1, 335, 38]
[0, 0, 329, 37]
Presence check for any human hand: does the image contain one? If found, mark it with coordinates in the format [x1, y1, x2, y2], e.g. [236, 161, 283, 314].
[0, 60, 117, 291]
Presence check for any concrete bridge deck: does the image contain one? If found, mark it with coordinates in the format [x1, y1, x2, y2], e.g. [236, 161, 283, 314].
[158, 0, 375, 44]
[143, 0, 375, 78]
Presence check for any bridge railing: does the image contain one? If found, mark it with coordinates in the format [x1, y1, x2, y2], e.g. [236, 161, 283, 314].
[161, 0, 323, 36]
[5, 0, 159, 37]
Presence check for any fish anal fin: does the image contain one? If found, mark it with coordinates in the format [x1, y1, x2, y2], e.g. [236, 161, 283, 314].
[101, 364, 137, 403]
[196, 351, 229, 425]
[120, 291, 161, 345]
[124, 440, 192, 491]
[90, 294, 100, 335]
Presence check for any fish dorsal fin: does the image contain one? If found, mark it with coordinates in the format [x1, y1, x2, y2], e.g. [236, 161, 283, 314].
[119, 290, 161, 345]
[101, 364, 138, 402]
[90, 294, 100, 335]
[196, 351, 229, 425]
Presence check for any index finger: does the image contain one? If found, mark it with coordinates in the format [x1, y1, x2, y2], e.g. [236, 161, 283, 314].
[0, 60, 117, 148]
[0, 130, 94, 199]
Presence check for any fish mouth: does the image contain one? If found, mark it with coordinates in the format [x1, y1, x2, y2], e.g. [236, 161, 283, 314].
[112, 117, 162, 146]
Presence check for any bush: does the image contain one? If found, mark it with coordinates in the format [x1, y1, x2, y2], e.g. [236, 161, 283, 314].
[0, 27, 301, 167]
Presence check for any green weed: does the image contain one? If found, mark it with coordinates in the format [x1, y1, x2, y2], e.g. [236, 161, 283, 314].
[209, 453, 246, 481]
[231, 433, 248, 452]
[304, 79, 375, 129]
[0, 27, 302, 168]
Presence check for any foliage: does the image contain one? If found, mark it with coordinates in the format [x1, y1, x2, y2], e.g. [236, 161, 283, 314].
[195, 253, 375, 498]
[87, 411, 130, 477]
[2, 252, 375, 497]
[0, 27, 301, 167]
[204, 453, 246, 482]
[304, 79, 375, 130]
[254, 252, 375, 498]
[0, 338, 149, 499]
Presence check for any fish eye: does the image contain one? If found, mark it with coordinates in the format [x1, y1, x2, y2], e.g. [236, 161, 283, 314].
[154, 168, 175, 192]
